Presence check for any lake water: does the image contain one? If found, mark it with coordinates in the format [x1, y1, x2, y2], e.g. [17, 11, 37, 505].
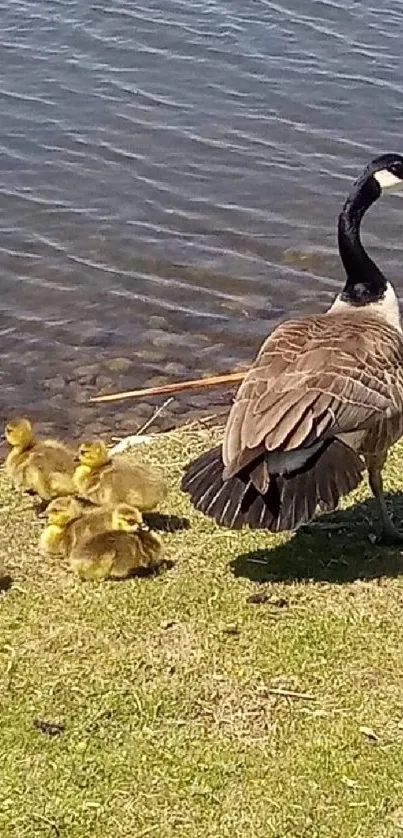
[1, 0, 403, 438]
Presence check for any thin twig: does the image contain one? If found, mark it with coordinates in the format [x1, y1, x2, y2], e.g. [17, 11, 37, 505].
[109, 412, 222, 452]
[136, 826, 159, 837]
[154, 413, 222, 437]
[109, 412, 220, 443]
[265, 688, 316, 701]
[89, 370, 247, 404]
[31, 813, 60, 837]
[109, 398, 174, 455]
[136, 397, 174, 435]
[302, 522, 348, 532]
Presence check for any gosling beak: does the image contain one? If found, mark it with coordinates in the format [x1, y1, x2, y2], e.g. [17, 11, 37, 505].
[139, 522, 150, 532]
[73, 455, 80, 463]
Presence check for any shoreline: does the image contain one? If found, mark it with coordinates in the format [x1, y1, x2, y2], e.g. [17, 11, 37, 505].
[8, 375, 236, 447]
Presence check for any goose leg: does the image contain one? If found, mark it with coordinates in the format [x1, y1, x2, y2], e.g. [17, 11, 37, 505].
[367, 465, 403, 545]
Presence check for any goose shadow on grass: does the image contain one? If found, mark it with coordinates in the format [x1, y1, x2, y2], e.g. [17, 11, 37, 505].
[230, 492, 403, 584]
[0, 575, 12, 593]
[143, 512, 190, 533]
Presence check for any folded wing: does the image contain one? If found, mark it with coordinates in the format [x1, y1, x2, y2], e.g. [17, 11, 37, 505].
[223, 311, 403, 482]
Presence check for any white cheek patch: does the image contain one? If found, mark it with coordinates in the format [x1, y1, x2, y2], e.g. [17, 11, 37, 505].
[373, 168, 403, 191]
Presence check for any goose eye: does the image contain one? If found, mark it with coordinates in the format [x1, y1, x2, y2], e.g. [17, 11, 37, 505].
[389, 162, 403, 179]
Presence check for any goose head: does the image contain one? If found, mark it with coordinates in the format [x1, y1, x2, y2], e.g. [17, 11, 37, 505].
[366, 153, 403, 193]
[333, 153, 403, 324]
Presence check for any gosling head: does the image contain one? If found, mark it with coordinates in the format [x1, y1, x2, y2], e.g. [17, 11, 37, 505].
[5, 417, 34, 449]
[76, 440, 110, 469]
[45, 496, 82, 527]
[111, 504, 149, 533]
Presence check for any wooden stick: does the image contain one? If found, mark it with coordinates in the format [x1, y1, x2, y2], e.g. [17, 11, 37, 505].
[89, 370, 247, 404]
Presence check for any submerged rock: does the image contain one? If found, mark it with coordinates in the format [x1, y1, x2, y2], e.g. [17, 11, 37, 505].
[148, 315, 168, 329]
[106, 357, 132, 373]
[163, 362, 187, 377]
[44, 374, 65, 392]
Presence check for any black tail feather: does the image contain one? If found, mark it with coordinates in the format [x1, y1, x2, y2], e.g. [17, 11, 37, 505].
[181, 440, 364, 532]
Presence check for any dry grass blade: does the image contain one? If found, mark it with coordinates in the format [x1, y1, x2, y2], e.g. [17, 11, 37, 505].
[264, 688, 316, 701]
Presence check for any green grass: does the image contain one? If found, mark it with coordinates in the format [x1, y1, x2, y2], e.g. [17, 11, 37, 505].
[2, 423, 403, 836]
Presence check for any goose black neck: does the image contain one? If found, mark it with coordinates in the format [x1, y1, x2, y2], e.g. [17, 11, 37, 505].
[338, 173, 386, 305]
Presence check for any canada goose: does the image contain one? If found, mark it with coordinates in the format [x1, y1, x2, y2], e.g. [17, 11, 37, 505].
[73, 440, 167, 511]
[68, 506, 163, 581]
[181, 153, 403, 543]
[5, 418, 76, 500]
[39, 496, 142, 557]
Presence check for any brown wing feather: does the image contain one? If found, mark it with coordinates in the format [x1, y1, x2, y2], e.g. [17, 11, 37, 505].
[223, 310, 403, 471]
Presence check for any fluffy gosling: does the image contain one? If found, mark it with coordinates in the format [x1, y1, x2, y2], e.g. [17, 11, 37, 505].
[68, 505, 163, 581]
[73, 440, 167, 511]
[40, 496, 143, 558]
[5, 417, 75, 500]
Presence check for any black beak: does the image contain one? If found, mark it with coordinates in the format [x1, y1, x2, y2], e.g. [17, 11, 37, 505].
[73, 455, 80, 463]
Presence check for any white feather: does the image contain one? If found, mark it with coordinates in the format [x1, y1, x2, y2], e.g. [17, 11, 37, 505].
[329, 281, 402, 333]
[373, 169, 403, 192]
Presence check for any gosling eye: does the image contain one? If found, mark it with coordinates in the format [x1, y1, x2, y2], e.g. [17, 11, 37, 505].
[139, 522, 149, 532]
